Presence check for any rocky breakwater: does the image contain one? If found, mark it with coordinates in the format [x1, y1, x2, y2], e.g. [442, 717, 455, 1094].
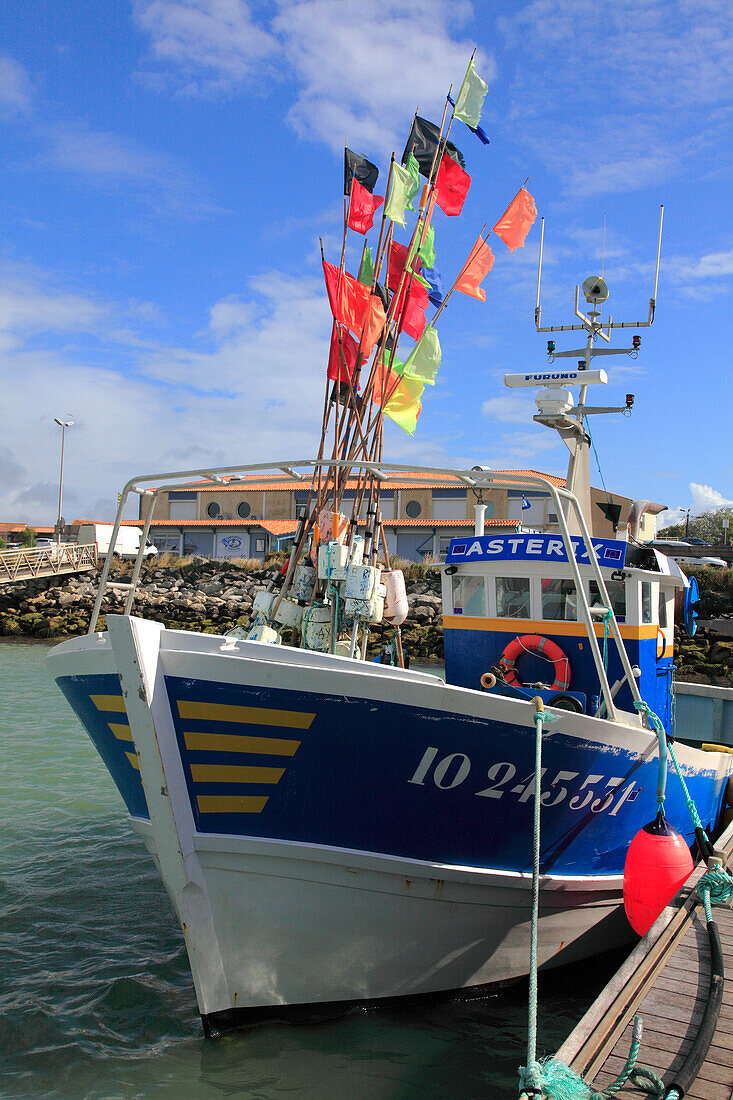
[0, 558, 447, 661]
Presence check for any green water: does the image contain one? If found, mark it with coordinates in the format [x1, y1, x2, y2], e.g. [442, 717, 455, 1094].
[0, 642, 626, 1099]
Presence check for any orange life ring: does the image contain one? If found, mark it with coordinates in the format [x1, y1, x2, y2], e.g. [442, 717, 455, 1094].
[499, 634, 571, 691]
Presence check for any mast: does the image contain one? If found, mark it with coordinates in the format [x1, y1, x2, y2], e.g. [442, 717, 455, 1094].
[511, 207, 664, 536]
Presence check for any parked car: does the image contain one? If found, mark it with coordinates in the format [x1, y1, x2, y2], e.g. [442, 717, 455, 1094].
[673, 555, 727, 569]
[682, 537, 712, 546]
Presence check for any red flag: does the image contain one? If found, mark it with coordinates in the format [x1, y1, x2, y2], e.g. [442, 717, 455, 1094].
[455, 235, 495, 302]
[362, 293, 387, 350]
[493, 188, 537, 251]
[395, 277, 429, 340]
[347, 178, 384, 234]
[323, 261, 371, 336]
[327, 325, 359, 382]
[435, 153, 471, 216]
[387, 240, 421, 292]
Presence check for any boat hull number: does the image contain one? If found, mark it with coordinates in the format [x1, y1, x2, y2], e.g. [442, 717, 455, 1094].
[408, 746, 640, 816]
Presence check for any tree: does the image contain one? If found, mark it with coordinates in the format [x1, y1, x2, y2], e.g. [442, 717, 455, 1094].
[19, 527, 36, 547]
[658, 506, 733, 544]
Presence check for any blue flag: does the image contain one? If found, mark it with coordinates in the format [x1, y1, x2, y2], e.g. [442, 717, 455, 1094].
[420, 265, 444, 307]
[522, 496, 531, 510]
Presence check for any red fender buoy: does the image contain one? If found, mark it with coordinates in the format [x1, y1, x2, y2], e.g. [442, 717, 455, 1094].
[499, 634, 571, 691]
[623, 812, 694, 936]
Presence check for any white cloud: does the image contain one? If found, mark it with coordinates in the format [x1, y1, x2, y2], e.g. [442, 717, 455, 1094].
[481, 394, 535, 423]
[690, 482, 733, 512]
[135, 0, 492, 153]
[135, 0, 277, 92]
[0, 53, 32, 114]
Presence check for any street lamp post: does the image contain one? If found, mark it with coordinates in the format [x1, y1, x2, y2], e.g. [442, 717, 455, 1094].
[54, 417, 74, 543]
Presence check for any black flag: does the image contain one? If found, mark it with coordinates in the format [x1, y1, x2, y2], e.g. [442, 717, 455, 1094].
[344, 148, 379, 196]
[402, 116, 465, 178]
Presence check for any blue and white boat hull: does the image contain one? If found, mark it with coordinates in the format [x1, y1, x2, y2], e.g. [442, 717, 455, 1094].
[47, 616, 732, 1028]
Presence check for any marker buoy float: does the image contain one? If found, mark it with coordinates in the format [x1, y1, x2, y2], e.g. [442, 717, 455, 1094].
[499, 634, 571, 691]
[623, 812, 694, 936]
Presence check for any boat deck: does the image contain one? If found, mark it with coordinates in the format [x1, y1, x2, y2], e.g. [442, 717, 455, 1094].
[554, 819, 733, 1099]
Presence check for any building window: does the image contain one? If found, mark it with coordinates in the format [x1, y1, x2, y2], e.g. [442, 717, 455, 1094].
[237, 501, 251, 519]
[255, 538, 265, 553]
[405, 500, 422, 518]
[169, 500, 196, 521]
[432, 494, 466, 521]
[452, 575, 486, 616]
[541, 578, 577, 621]
[207, 502, 221, 518]
[496, 577, 530, 618]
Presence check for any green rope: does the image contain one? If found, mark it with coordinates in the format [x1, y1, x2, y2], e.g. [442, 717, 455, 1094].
[698, 864, 733, 917]
[666, 738, 703, 831]
[521, 1016, 645, 1099]
[596, 609, 613, 720]
[633, 700, 668, 812]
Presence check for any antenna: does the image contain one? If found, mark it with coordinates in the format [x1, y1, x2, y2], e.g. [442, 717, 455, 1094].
[534, 217, 545, 328]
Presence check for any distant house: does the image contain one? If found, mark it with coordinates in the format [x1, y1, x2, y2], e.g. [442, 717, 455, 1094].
[127, 469, 646, 562]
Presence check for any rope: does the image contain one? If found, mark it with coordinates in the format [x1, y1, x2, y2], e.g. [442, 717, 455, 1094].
[633, 700, 668, 812]
[521, 1016, 645, 1099]
[596, 609, 613, 719]
[519, 703, 558, 1098]
[698, 864, 733, 916]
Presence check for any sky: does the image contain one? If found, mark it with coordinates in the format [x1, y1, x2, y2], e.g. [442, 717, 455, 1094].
[1, 0, 732, 528]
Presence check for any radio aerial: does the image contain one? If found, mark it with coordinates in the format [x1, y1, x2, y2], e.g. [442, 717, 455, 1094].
[582, 275, 609, 305]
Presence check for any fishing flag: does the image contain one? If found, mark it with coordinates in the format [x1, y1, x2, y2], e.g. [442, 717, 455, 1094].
[493, 188, 538, 251]
[347, 178, 384, 234]
[387, 240, 420, 292]
[362, 293, 387, 350]
[418, 224, 436, 268]
[453, 58, 488, 130]
[371, 361, 423, 435]
[435, 153, 471, 216]
[358, 245, 374, 287]
[344, 148, 379, 195]
[385, 162, 416, 227]
[394, 277, 429, 340]
[402, 115, 465, 177]
[327, 325, 359, 382]
[420, 265, 444, 307]
[455, 235, 495, 301]
[402, 325, 442, 386]
[322, 260, 371, 337]
[404, 151, 421, 212]
[448, 95, 490, 145]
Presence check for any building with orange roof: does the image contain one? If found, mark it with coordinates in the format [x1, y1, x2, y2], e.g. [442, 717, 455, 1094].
[132, 468, 643, 562]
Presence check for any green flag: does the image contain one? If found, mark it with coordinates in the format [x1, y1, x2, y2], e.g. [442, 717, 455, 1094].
[385, 162, 413, 227]
[418, 225, 436, 268]
[454, 58, 488, 129]
[405, 151, 420, 212]
[402, 325, 441, 386]
[358, 245, 373, 287]
[385, 375, 424, 435]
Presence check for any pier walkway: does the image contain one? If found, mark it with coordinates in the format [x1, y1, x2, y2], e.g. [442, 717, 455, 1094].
[555, 818, 733, 1099]
[0, 544, 97, 586]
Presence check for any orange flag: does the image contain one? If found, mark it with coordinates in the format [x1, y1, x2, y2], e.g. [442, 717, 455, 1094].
[362, 293, 386, 350]
[493, 188, 537, 251]
[322, 260, 371, 336]
[455, 235, 495, 301]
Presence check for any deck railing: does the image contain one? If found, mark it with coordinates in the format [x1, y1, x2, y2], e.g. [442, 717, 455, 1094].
[0, 543, 98, 584]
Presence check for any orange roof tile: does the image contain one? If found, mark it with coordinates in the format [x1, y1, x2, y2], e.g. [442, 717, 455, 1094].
[157, 468, 568, 492]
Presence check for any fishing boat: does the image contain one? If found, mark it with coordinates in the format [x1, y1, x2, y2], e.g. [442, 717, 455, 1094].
[47, 67, 733, 1035]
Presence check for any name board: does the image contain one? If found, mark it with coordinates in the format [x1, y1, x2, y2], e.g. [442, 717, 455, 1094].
[446, 533, 627, 568]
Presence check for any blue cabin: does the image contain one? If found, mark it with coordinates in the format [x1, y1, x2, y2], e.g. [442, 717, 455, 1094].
[441, 532, 685, 734]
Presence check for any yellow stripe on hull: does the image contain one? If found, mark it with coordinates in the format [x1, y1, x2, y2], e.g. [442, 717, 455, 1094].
[442, 615, 659, 640]
[190, 764, 285, 784]
[109, 722, 133, 742]
[177, 700, 314, 729]
[183, 732, 301, 756]
[125, 751, 140, 770]
[197, 795, 269, 814]
[90, 694, 126, 713]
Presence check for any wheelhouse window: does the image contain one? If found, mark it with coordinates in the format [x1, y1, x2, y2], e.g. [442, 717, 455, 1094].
[641, 581, 653, 624]
[659, 589, 668, 629]
[452, 575, 486, 616]
[496, 576, 530, 619]
[541, 578, 577, 621]
[589, 578, 626, 623]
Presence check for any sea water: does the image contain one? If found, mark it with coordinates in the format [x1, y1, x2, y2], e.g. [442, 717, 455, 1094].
[0, 642, 627, 1099]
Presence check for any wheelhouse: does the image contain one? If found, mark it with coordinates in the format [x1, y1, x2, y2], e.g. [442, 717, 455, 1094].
[441, 532, 685, 732]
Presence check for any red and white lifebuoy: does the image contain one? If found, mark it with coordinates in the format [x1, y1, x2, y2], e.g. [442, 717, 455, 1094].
[499, 634, 571, 691]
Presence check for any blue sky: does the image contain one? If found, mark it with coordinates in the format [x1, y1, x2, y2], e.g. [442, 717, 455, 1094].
[1, 0, 731, 527]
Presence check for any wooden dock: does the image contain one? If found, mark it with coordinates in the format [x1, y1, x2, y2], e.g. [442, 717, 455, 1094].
[555, 819, 733, 1099]
[0, 543, 97, 586]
